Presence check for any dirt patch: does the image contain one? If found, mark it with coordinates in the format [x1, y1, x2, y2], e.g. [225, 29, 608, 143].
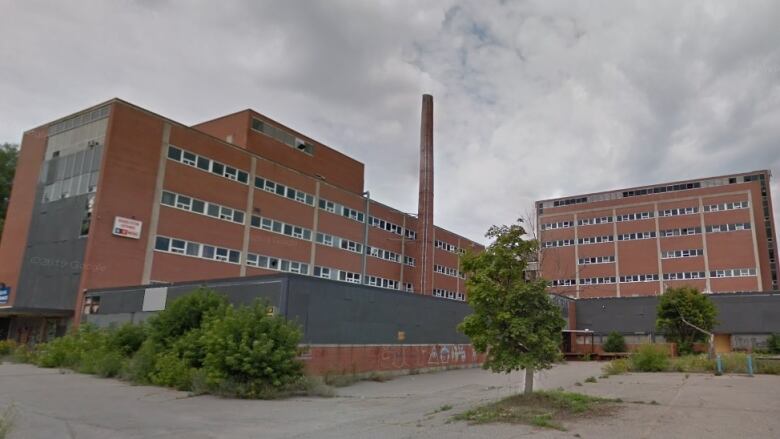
[452, 390, 620, 430]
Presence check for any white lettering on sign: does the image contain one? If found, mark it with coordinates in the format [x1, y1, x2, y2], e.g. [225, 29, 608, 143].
[113, 216, 143, 240]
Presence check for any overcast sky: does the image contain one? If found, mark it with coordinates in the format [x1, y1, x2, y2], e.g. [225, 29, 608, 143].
[2, 1, 779, 243]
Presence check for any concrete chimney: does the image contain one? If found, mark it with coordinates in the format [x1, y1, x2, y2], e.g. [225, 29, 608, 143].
[417, 94, 435, 295]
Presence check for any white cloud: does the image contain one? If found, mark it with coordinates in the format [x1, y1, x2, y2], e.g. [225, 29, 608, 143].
[1, 0, 779, 243]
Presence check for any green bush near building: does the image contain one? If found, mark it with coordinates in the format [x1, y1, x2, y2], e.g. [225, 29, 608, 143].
[8, 288, 316, 399]
[602, 332, 627, 353]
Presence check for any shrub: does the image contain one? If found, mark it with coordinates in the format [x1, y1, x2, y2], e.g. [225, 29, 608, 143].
[150, 351, 193, 390]
[11, 344, 36, 363]
[603, 332, 627, 353]
[200, 301, 303, 397]
[121, 339, 158, 384]
[602, 358, 630, 376]
[767, 334, 780, 354]
[106, 323, 147, 357]
[631, 344, 669, 372]
[147, 288, 228, 349]
[668, 354, 713, 373]
[0, 340, 16, 357]
[80, 348, 125, 378]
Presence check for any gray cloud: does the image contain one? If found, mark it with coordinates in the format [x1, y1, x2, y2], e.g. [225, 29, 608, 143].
[1, 0, 779, 243]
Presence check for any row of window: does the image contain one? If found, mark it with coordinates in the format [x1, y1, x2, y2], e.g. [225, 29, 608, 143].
[578, 255, 615, 265]
[542, 239, 575, 248]
[315, 232, 363, 254]
[367, 246, 400, 263]
[660, 207, 698, 217]
[580, 277, 617, 285]
[162, 191, 245, 224]
[551, 279, 575, 287]
[704, 201, 749, 212]
[578, 235, 614, 245]
[618, 231, 656, 241]
[616, 211, 654, 222]
[578, 216, 612, 226]
[368, 216, 416, 239]
[543, 201, 749, 229]
[254, 176, 315, 206]
[154, 236, 241, 264]
[247, 253, 309, 275]
[706, 223, 751, 233]
[251, 215, 312, 241]
[434, 264, 464, 278]
[659, 227, 700, 237]
[664, 271, 705, 280]
[366, 275, 399, 290]
[251, 118, 315, 155]
[435, 239, 459, 253]
[661, 249, 703, 259]
[318, 198, 365, 222]
[541, 221, 573, 230]
[711, 268, 756, 278]
[168, 146, 249, 184]
[552, 268, 757, 285]
[620, 274, 659, 283]
[156, 235, 425, 292]
[433, 289, 466, 302]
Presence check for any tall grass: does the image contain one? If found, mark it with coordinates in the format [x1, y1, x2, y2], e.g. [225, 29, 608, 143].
[603, 350, 780, 376]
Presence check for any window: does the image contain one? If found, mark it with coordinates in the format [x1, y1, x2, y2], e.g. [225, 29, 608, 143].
[542, 239, 575, 248]
[551, 279, 576, 287]
[339, 239, 363, 254]
[341, 207, 365, 222]
[338, 270, 361, 284]
[154, 235, 241, 265]
[704, 201, 749, 212]
[79, 195, 95, 237]
[578, 216, 613, 226]
[367, 246, 400, 263]
[434, 264, 459, 277]
[620, 274, 659, 283]
[579, 277, 616, 285]
[247, 251, 308, 274]
[663, 271, 706, 280]
[709, 268, 756, 278]
[660, 207, 698, 217]
[368, 216, 409, 237]
[435, 240, 458, 253]
[404, 283, 413, 292]
[617, 231, 657, 240]
[167, 145, 249, 186]
[615, 211, 654, 222]
[659, 227, 701, 237]
[661, 249, 704, 259]
[314, 266, 331, 279]
[706, 223, 751, 233]
[541, 221, 573, 230]
[433, 288, 465, 301]
[578, 255, 615, 265]
[366, 275, 400, 290]
[155, 236, 170, 251]
[316, 233, 334, 246]
[404, 256, 416, 267]
[160, 190, 245, 225]
[578, 235, 614, 245]
[318, 199, 336, 213]
[252, 117, 315, 156]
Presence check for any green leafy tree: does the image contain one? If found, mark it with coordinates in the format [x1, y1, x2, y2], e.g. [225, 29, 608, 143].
[0, 143, 19, 238]
[459, 220, 566, 394]
[656, 286, 717, 355]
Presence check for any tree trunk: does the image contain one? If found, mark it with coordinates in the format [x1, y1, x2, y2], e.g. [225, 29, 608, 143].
[524, 368, 534, 395]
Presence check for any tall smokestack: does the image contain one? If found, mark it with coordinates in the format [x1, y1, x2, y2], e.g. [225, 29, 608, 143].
[417, 94, 435, 295]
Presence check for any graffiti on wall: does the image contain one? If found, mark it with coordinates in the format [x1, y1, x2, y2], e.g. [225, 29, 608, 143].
[377, 344, 478, 370]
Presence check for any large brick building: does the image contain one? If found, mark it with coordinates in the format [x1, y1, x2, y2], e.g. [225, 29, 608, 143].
[0, 96, 482, 342]
[537, 171, 779, 298]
